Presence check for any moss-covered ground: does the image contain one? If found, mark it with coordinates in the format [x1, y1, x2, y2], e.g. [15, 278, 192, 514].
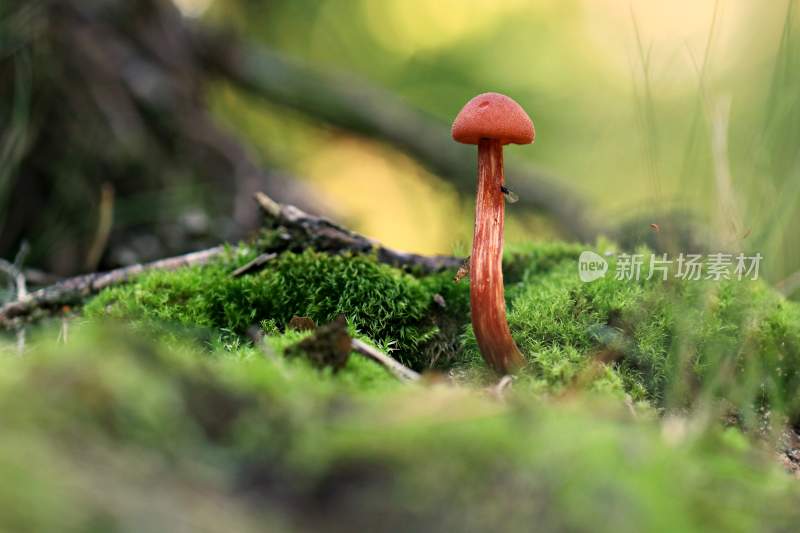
[2, 241, 800, 531]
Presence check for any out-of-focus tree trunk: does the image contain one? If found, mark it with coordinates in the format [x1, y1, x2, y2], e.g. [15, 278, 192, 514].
[0, 0, 314, 276]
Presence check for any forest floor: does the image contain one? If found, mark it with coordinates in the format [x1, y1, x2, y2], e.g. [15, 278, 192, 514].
[1, 234, 800, 532]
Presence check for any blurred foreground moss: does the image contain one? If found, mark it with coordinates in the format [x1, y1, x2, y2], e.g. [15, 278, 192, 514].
[0, 325, 798, 533]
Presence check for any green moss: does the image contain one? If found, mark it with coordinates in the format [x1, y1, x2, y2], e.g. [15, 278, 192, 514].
[0, 325, 797, 532]
[83, 241, 800, 424]
[461, 247, 800, 425]
[84, 247, 470, 369]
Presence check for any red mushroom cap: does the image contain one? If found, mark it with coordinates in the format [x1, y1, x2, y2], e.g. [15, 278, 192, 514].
[451, 92, 535, 146]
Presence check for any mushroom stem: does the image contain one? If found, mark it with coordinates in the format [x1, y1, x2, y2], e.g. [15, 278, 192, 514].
[471, 139, 526, 375]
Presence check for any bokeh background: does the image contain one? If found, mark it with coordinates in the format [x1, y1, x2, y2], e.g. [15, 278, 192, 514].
[2, 0, 798, 296]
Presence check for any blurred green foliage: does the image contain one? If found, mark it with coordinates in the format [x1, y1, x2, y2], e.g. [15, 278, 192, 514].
[0, 322, 798, 532]
[206, 0, 800, 287]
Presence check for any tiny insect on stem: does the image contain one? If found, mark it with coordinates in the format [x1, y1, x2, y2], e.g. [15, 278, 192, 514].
[500, 185, 519, 204]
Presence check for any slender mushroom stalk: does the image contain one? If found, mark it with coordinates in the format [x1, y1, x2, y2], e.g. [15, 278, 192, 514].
[452, 93, 535, 375]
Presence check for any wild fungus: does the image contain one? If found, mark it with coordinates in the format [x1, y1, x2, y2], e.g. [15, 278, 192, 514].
[452, 92, 534, 375]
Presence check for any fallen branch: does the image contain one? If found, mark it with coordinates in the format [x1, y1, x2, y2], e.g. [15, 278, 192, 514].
[231, 252, 277, 278]
[0, 247, 226, 325]
[0, 193, 462, 327]
[285, 315, 352, 372]
[283, 314, 420, 382]
[351, 338, 421, 382]
[254, 192, 463, 273]
[198, 36, 600, 243]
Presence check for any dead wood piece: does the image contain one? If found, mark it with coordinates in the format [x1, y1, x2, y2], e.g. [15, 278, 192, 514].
[0, 246, 224, 325]
[778, 429, 800, 479]
[279, 315, 419, 382]
[231, 252, 277, 277]
[255, 192, 463, 273]
[287, 316, 317, 332]
[351, 338, 421, 382]
[284, 315, 351, 372]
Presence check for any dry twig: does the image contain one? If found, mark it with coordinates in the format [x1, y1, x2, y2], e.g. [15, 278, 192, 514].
[231, 252, 277, 277]
[0, 246, 225, 326]
[254, 192, 462, 273]
[351, 338, 421, 382]
[0, 255, 29, 353]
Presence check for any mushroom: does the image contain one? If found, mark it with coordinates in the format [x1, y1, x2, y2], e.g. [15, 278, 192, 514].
[452, 92, 535, 375]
